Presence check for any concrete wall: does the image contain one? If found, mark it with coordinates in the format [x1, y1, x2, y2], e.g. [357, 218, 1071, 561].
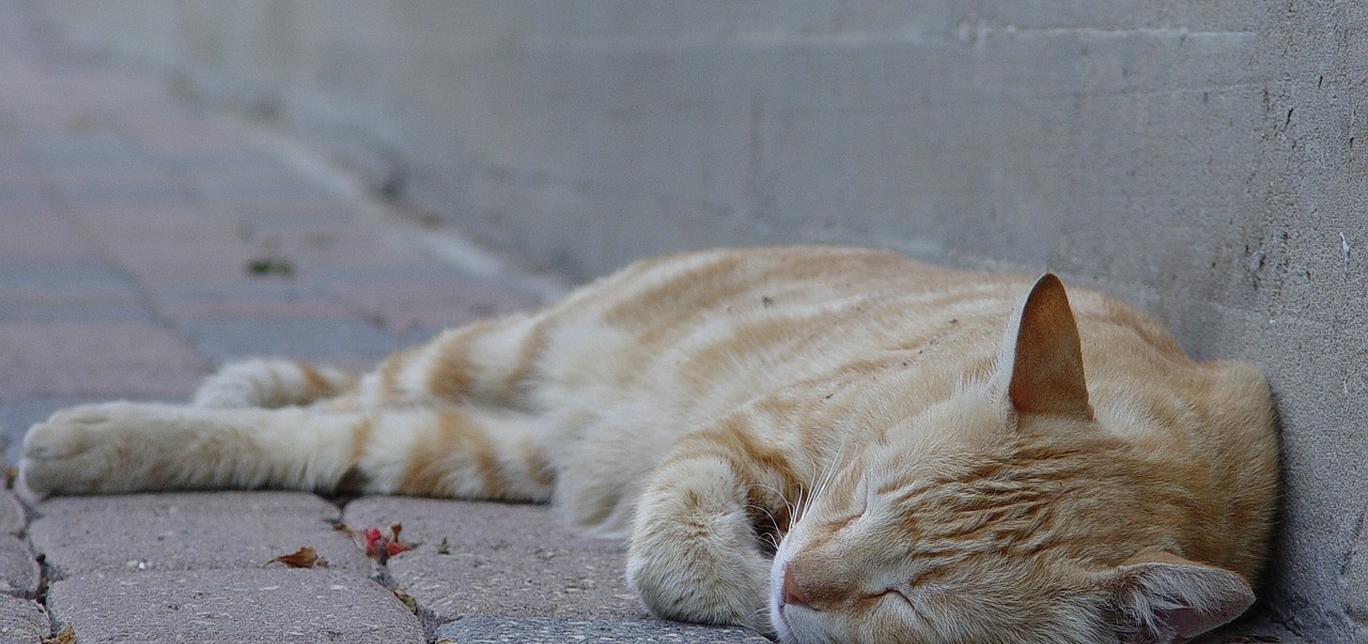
[35, 1, 1368, 639]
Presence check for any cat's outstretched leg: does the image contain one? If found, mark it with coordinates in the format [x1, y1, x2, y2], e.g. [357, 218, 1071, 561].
[191, 309, 549, 411]
[626, 428, 799, 635]
[192, 358, 356, 409]
[360, 311, 549, 408]
[20, 401, 554, 502]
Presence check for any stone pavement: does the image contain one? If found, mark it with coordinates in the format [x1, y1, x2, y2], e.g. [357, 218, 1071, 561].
[0, 7, 763, 643]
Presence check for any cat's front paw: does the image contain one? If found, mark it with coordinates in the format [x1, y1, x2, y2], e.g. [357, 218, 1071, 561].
[627, 507, 774, 635]
[20, 402, 153, 497]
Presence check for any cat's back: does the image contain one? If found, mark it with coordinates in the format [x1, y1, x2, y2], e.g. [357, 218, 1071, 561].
[533, 246, 1025, 405]
[538, 246, 1266, 424]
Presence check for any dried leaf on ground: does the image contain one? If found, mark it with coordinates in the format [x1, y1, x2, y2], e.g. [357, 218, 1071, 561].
[43, 624, 76, 644]
[267, 546, 329, 569]
[393, 585, 418, 613]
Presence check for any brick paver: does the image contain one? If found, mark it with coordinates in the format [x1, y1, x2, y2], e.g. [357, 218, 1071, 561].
[0, 492, 25, 536]
[46, 569, 424, 644]
[344, 497, 642, 627]
[30, 493, 373, 579]
[0, 536, 39, 597]
[0, 595, 47, 644]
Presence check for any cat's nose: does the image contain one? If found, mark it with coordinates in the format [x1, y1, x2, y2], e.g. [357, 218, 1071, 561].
[782, 564, 811, 607]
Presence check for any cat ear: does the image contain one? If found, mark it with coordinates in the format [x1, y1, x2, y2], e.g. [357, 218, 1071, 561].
[1101, 550, 1255, 643]
[997, 273, 1091, 419]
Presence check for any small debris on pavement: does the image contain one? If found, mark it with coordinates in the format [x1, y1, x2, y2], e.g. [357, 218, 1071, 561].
[42, 624, 76, 644]
[245, 257, 296, 278]
[267, 546, 329, 569]
[360, 523, 415, 563]
[392, 585, 418, 613]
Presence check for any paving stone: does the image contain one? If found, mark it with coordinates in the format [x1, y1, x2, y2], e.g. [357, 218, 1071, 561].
[434, 617, 771, 643]
[97, 236, 267, 289]
[152, 281, 332, 303]
[158, 295, 355, 323]
[192, 171, 339, 204]
[178, 318, 415, 362]
[0, 301, 153, 323]
[0, 262, 150, 323]
[0, 491, 25, 535]
[330, 277, 542, 333]
[47, 568, 423, 643]
[30, 492, 371, 579]
[58, 183, 196, 204]
[0, 213, 96, 263]
[26, 132, 151, 168]
[0, 536, 38, 598]
[343, 497, 642, 625]
[0, 595, 47, 643]
[0, 321, 209, 400]
[0, 262, 138, 293]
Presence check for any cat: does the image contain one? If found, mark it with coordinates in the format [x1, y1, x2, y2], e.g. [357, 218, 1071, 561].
[20, 246, 1278, 643]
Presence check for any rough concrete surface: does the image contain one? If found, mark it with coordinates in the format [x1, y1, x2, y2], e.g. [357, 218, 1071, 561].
[46, 569, 424, 643]
[0, 492, 25, 536]
[434, 618, 772, 643]
[344, 497, 641, 626]
[29, 493, 373, 579]
[0, 595, 48, 644]
[0, 536, 39, 598]
[30, 2, 1367, 639]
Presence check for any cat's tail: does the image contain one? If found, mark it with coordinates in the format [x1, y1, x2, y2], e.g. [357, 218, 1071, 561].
[192, 358, 356, 409]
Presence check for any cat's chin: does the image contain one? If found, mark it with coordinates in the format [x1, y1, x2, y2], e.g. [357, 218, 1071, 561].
[771, 604, 830, 644]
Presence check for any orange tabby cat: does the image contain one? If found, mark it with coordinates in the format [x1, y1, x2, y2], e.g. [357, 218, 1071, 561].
[21, 246, 1277, 643]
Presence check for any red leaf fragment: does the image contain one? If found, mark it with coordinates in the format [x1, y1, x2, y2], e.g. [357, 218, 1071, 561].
[363, 528, 384, 557]
[359, 524, 414, 562]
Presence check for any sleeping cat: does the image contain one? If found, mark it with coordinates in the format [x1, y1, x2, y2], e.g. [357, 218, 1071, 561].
[20, 246, 1277, 643]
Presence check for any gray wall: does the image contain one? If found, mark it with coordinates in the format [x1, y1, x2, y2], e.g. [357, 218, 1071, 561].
[37, 1, 1368, 639]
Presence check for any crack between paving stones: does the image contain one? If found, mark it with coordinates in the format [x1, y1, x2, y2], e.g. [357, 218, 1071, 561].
[327, 496, 447, 642]
[27, 146, 213, 381]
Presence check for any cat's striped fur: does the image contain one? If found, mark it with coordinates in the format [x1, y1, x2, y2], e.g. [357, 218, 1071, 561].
[21, 246, 1277, 643]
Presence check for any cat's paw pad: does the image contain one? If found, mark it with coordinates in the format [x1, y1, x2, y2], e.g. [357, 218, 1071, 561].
[20, 402, 149, 495]
[21, 426, 102, 496]
[627, 508, 772, 632]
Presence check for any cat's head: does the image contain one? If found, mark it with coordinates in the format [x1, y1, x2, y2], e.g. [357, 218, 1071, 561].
[770, 274, 1256, 644]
